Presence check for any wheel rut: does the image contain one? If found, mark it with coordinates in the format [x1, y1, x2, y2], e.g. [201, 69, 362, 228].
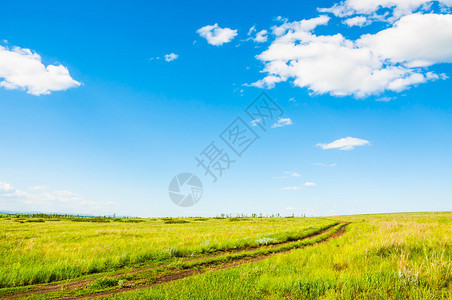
[4, 222, 349, 300]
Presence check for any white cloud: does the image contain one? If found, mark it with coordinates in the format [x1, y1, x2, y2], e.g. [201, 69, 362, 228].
[343, 16, 369, 26]
[197, 24, 238, 46]
[246, 75, 284, 89]
[250, 119, 261, 126]
[247, 26, 256, 36]
[0, 182, 14, 192]
[164, 53, 179, 62]
[376, 96, 396, 102]
[285, 171, 301, 177]
[317, 137, 370, 150]
[319, 0, 452, 22]
[254, 30, 268, 43]
[250, 13, 450, 97]
[28, 185, 47, 190]
[289, 97, 296, 102]
[0, 45, 80, 96]
[281, 186, 301, 190]
[0, 181, 117, 215]
[358, 13, 452, 67]
[0, 182, 32, 198]
[271, 15, 331, 36]
[233, 87, 244, 96]
[275, 16, 287, 22]
[271, 117, 293, 128]
[278, 182, 317, 191]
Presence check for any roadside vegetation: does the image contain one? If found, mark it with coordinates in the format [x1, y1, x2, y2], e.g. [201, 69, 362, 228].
[112, 212, 451, 299]
[0, 212, 450, 299]
[0, 214, 334, 288]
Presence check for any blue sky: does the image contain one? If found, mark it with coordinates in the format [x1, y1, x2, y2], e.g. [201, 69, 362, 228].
[0, 0, 451, 217]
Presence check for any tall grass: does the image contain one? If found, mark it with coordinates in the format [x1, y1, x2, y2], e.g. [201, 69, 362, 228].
[0, 216, 333, 288]
[110, 212, 451, 299]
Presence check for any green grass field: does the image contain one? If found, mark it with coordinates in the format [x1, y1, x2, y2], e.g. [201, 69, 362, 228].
[0, 212, 450, 299]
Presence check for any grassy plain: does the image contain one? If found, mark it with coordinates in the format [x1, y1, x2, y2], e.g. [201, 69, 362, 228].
[0, 215, 334, 288]
[0, 212, 450, 299]
[113, 212, 451, 299]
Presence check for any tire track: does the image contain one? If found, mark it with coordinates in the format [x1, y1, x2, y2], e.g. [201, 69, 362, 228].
[65, 223, 349, 299]
[4, 223, 348, 300]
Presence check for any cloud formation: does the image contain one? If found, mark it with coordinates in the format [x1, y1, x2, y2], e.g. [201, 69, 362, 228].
[271, 117, 293, 128]
[254, 30, 269, 43]
[249, 3, 452, 98]
[0, 45, 80, 96]
[164, 53, 179, 62]
[319, 0, 452, 23]
[0, 181, 117, 215]
[0, 182, 14, 192]
[317, 137, 370, 150]
[343, 16, 369, 26]
[358, 14, 452, 67]
[286, 171, 300, 177]
[197, 24, 238, 46]
[247, 27, 268, 43]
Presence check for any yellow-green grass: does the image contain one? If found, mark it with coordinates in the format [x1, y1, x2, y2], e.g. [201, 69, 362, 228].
[1, 223, 345, 300]
[0, 216, 334, 288]
[110, 212, 451, 299]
